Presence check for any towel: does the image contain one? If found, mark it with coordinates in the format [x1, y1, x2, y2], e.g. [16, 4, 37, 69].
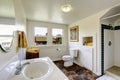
[18, 31, 28, 48]
[26, 48, 40, 54]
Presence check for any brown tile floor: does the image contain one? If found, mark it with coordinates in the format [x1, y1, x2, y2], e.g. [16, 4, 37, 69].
[54, 60, 98, 80]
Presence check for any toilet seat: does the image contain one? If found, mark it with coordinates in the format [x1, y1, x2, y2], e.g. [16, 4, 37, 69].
[62, 55, 72, 61]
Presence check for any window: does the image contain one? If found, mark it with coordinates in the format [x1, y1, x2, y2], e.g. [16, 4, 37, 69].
[34, 27, 64, 46]
[0, 24, 15, 48]
[52, 28, 63, 44]
[34, 27, 48, 45]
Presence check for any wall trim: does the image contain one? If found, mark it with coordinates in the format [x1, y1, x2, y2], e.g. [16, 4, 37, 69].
[101, 24, 113, 75]
[114, 26, 120, 30]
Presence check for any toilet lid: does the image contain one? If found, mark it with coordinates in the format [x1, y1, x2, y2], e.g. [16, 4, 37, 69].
[62, 55, 72, 60]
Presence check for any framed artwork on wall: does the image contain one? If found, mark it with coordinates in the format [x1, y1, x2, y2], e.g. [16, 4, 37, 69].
[70, 26, 79, 42]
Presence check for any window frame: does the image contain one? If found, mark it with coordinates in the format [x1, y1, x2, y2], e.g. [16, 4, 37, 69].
[34, 26, 64, 46]
[34, 26, 48, 45]
[52, 28, 63, 45]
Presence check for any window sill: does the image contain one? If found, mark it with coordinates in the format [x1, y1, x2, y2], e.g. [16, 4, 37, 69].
[29, 44, 67, 48]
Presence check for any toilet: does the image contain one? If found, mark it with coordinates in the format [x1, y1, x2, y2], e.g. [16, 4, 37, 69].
[62, 50, 78, 67]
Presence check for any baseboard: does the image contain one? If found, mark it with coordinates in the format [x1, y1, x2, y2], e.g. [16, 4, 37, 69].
[52, 58, 62, 61]
[73, 61, 82, 66]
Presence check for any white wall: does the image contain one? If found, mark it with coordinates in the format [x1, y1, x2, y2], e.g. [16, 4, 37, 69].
[0, 17, 15, 25]
[114, 30, 120, 66]
[101, 8, 120, 68]
[0, 31, 18, 71]
[68, 9, 109, 75]
[104, 30, 114, 71]
[100, 5, 120, 70]
[114, 19, 120, 67]
[102, 27, 120, 69]
[0, 17, 16, 71]
[80, 46, 93, 71]
[100, 5, 120, 68]
[0, 0, 27, 71]
[13, 0, 26, 33]
[27, 20, 69, 61]
[32, 45, 69, 61]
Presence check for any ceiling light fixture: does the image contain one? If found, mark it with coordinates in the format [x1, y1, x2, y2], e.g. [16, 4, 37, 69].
[61, 4, 72, 13]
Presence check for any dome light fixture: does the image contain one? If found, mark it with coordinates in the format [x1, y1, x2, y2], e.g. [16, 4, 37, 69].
[61, 4, 72, 13]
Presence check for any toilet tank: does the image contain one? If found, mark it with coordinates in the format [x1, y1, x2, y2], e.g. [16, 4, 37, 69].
[70, 49, 78, 58]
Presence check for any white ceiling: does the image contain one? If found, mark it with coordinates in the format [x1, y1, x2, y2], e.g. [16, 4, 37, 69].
[101, 5, 120, 24]
[21, 0, 120, 24]
[0, 0, 120, 24]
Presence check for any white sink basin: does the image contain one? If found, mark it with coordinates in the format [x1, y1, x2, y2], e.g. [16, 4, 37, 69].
[23, 61, 52, 80]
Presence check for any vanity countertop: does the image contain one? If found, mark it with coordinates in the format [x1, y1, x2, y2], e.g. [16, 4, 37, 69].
[8, 57, 68, 80]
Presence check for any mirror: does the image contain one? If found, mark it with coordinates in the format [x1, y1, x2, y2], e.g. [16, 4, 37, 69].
[0, 0, 15, 52]
[0, 26, 14, 52]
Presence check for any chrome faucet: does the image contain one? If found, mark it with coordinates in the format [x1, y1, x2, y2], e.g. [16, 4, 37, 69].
[15, 62, 30, 75]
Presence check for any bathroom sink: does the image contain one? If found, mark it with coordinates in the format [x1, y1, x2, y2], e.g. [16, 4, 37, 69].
[7, 57, 68, 80]
[22, 61, 52, 80]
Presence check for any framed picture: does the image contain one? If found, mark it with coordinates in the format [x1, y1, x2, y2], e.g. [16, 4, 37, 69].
[70, 26, 79, 42]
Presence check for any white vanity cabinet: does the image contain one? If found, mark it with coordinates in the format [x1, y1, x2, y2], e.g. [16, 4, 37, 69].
[80, 46, 93, 71]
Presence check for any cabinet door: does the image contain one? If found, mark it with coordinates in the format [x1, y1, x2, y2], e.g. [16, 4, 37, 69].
[81, 47, 93, 71]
